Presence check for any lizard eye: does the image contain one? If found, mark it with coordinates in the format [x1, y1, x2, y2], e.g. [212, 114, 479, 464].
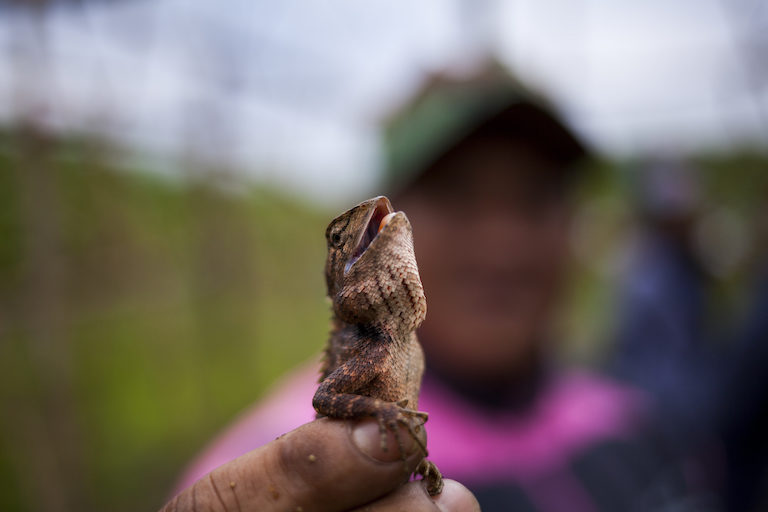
[331, 232, 342, 247]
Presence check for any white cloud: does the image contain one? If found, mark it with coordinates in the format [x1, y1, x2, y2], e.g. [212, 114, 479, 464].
[0, 0, 764, 203]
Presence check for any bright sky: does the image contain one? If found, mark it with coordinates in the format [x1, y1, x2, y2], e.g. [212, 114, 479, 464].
[0, 0, 765, 203]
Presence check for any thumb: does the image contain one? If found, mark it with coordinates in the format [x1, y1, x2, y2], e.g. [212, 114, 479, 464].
[161, 417, 426, 512]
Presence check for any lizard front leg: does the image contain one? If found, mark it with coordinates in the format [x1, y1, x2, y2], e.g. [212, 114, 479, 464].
[313, 365, 428, 457]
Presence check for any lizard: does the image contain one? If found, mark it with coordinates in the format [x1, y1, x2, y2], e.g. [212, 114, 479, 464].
[312, 195, 444, 496]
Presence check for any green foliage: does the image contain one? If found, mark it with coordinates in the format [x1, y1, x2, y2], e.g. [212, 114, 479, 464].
[0, 136, 332, 511]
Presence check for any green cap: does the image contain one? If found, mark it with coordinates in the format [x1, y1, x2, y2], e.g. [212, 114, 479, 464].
[382, 59, 589, 190]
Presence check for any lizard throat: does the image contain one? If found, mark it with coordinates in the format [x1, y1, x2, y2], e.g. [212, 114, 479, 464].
[344, 199, 393, 274]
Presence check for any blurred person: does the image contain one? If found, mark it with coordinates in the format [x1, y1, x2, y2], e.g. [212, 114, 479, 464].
[607, 160, 725, 507]
[609, 161, 768, 512]
[170, 61, 713, 511]
[609, 161, 720, 445]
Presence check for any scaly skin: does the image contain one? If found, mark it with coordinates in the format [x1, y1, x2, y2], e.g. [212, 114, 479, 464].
[313, 196, 443, 496]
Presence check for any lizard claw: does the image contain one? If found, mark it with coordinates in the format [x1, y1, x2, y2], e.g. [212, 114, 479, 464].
[397, 415, 428, 457]
[399, 407, 428, 422]
[374, 403, 429, 458]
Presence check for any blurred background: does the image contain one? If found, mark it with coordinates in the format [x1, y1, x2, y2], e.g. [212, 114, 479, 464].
[0, 1, 766, 511]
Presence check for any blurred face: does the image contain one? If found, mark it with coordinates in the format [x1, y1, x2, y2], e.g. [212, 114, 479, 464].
[397, 137, 573, 382]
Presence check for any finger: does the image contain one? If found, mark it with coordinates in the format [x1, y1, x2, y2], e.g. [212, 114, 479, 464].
[431, 480, 482, 512]
[350, 479, 480, 512]
[162, 417, 425, 512]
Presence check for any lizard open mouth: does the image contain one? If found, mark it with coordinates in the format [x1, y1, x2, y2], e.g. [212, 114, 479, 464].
[345, 197, 394, 273]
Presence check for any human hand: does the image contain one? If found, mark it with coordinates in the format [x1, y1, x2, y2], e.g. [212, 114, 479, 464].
[160, 417, 480, 511]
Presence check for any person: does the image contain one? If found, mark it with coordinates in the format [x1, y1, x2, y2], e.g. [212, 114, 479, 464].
[168, 60, 711, 511]
[608, 160, 721, 457]
[610, 160, 715, 439]
[609, 160, 768, 511]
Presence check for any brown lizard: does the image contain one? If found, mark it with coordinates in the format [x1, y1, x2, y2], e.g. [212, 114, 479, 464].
[312, 195, 444, 496]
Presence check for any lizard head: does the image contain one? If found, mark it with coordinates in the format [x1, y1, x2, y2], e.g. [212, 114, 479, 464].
[324, 196, 426, 331]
